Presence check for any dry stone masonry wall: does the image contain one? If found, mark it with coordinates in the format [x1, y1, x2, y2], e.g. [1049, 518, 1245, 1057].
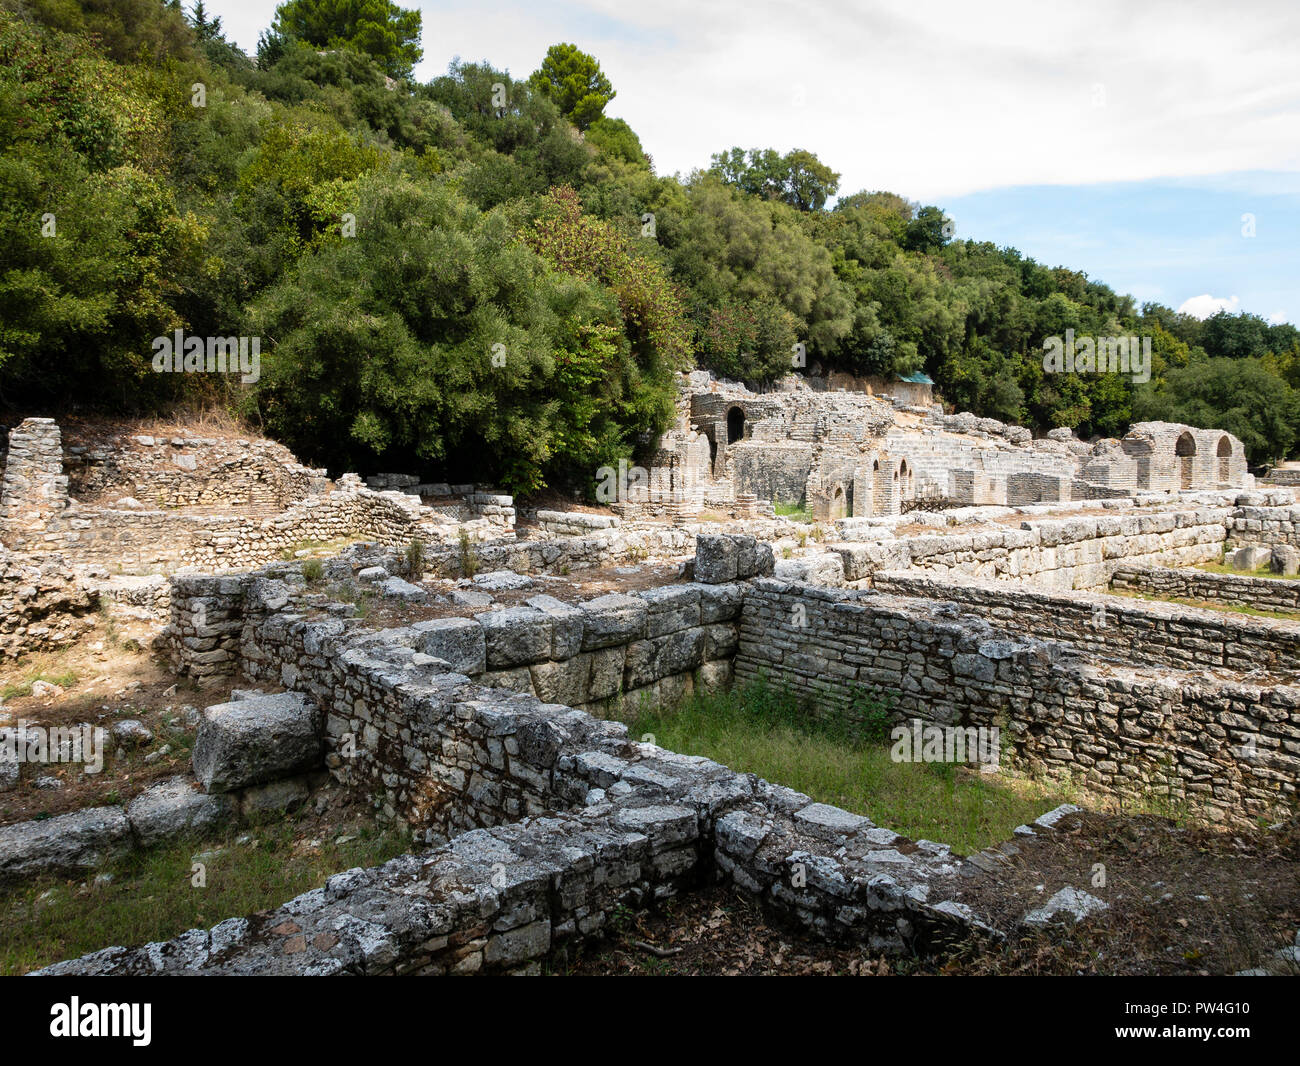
[734, 577, 1299, 826]
[1110, 565, 1300, 613]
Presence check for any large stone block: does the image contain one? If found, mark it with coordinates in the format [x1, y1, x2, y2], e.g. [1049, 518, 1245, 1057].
[525, 595, 585, 659]
[695, 535, 738, 583]
[0, 806, 132, 884]
[479, 607, 553, 667]
[412, 617, 486, 675]
[640, 585, 702, 637]
[580, 594, 647, 650]
[192, 692, 323, 794]
[127, 776, 236, 847]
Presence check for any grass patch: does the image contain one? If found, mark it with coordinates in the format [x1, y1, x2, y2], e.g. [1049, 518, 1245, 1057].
[1196, 560, 1300, 581]
[1, 669, 78, 701]
[1109, 587, 1300, 621]
[0, 822, 409, 975]
[774, 499, 813, 523]
[623, 677, 1071, 855]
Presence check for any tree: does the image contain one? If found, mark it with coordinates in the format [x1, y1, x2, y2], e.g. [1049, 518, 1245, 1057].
[709, 147, 840, 211]
[584, 116, 646, 167]
[1133, 356, 1300, 464]
[265, 0, 422, 78]
[529, 43, 615, 131]
[902, 205, 952, 253]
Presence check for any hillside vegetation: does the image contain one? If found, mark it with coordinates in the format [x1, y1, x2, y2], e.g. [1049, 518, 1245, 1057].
[3, 0, 1299, 494]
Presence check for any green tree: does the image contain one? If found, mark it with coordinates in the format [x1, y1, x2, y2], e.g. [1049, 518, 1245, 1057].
[529, 43, 615, 131]
[709, 147, 840, 211]
[265, 0, 422, 78]
[1134, 356, 1300, 464]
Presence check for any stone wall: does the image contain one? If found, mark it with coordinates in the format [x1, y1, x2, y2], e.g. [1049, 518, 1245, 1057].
[734, 578, 1299, 826]
[65, 431, 324, 511]
[531, 510, 620, 537]
[0, 418, 67, 535]
[0, 420, 515, 576]
[161, 572, 741, 827]
[829, 507, 1231, 591]
[872, 570, 1300, 673]
[0, 548, 97, 660]
[1110, 565, 1300, 613]
[1226, 504, 1300, 549]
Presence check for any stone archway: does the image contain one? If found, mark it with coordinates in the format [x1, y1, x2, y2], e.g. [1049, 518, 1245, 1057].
[1217, 435, 1232, 484]
[726, 406, 745, 444]
[829, 484, 848, 520]
[1176, 432, 1195, 490]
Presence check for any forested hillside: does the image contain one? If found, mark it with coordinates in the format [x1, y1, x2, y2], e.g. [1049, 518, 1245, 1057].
[3, 0, 1298, 493]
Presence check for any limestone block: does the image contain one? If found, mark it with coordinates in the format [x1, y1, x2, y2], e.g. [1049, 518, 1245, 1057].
[193, 692, 324, 793]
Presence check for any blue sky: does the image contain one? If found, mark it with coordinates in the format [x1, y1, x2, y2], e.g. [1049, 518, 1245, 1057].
[205, 0, 1300, 325]
[942, 173, 1300, 323]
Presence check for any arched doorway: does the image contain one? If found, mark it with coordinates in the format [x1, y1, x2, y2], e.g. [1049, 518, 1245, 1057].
[1175, 432, 1195, 489]
[829, 484, 848, 520]
[726, 407, 745, 444]
[1216, 435, 1231, 483]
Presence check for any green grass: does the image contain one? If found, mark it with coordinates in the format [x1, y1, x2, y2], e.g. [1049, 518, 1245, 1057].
[1110, 587, 1300, 621]
[0, 822, 409, 975]
[774, 499, 813, 523]
[1, 669, 78, 700]
[623, 677, 1071, 855]
[1196, 560, 1300, 581]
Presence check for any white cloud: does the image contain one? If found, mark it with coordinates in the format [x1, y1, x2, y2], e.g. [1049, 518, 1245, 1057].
[1268, 310, 1289, 324]
[1178, 294, 1240, 319]
[205, 0, 1300, 200]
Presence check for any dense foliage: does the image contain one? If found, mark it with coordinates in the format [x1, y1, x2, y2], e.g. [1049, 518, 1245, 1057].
[2, 0, 1297, 492]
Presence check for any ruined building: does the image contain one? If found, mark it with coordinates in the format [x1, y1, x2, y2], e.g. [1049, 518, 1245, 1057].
[633, 373, 1250, 520]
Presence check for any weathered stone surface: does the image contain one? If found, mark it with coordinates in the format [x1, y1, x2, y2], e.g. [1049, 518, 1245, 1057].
[1271, 544, 1300, 576]
[0, 806, 132, 884]
[192, 692, 323, 793]
[474, 570, 533, 591]
[379, 576, 425, 601]
[111, 719, 154, 748]
[525, 595, 585, 658]
[695, 535, 739, 583]
[412, 617, 485, 675]
[127, 776, 236, 847]
[479, 607, 553, 668]
[640, 585, 701, 637]
[1022, 885, 1110, 926]
[1232, 545, 1271, 571]
[580, 594, 647, 650]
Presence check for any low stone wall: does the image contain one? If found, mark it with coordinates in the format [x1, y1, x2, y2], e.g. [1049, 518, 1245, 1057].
[872, 570, 1300, 674]
[65, 431, 324, 511]
[0, 548, 97, 660]
[829, 507, 1231, 591]
[0, 771, 324, 886]
[532, 510, 620, 537]
[162, 571, 740, 825]
[1226, 504, 1300, 549]
[734, 578, 1299, 825]
[427, 526, 696, 577]
[89, 574, 171, 621]
[1110, 565, 1300, 613]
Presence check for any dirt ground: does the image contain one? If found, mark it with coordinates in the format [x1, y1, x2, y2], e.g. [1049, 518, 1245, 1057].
[0, 614, 251, 826]
[565, 811, 1300, 976]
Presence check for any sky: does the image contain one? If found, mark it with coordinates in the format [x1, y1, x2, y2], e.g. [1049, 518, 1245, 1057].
[205, 0, 1300, 325]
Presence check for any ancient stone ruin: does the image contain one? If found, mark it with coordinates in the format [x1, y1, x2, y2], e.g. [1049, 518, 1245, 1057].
[1, 381, 1296, 976]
